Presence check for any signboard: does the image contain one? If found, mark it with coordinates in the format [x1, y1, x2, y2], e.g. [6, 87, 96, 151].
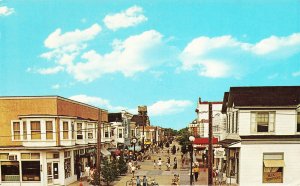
[263, 172, 283, 183]
[214, 148, 225, 158]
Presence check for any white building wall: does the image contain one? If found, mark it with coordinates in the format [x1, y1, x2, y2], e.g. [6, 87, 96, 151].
[240, 144, 300, 186]
[237, 110, 297, 136]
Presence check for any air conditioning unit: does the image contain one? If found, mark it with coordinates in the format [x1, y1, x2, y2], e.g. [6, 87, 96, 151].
[8, 155, 17, 161]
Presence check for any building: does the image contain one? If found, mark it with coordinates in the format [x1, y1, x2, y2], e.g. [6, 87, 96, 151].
[220, 86, 300, 185]
[0, 96, 108, 186]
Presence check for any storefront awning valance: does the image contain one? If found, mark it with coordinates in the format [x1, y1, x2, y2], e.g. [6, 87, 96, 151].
[193, 138, 218, 145]
[101, 148, 111, 156]
[264, 160, 285, 167]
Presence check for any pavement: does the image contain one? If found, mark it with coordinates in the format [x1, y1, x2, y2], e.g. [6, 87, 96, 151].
[69, 142, 238, 186]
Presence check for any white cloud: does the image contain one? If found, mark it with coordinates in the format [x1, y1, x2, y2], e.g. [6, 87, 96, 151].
[44, 24, 101, 49]
[37, 66, 64, 75]
[148, 100, 193, 116]
[103, 5, 147, 31]
[292, 71, 300, 77]
[180, 33, 300, 78]
[0, 6, 14, 16]
[66, 30, 173, 82]
[69, 95, 127, 111]
[51, 84, 60, 89]
[69, 95, 192, 117]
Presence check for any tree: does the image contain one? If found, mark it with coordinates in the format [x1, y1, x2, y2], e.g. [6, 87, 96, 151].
[118, 155, 128, 175]
[91, 169, 101, 186]
[101, 158, 117, 186]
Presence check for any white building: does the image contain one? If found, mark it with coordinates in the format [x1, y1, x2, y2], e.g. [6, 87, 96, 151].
[221, 86, 300, 186]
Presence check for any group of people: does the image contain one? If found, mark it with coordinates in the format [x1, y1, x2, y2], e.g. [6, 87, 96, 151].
[136, 175, 148, 186]
[153, 156, 177, 170]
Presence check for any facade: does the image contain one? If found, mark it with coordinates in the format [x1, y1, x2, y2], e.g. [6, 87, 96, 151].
[0, 96, 108, 186]
[221, 86, 300, 186]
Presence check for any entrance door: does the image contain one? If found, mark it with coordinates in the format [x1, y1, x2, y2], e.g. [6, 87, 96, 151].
[47, 162, 59, 185]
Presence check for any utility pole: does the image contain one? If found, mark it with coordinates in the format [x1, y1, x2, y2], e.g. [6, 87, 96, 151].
[97, 109, 102, 186]
[142, 112, 145, 153]
[208, 103, 213, 185]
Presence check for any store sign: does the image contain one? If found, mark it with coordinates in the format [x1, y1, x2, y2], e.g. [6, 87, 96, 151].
[263, 172, 282, 183]
[214, 148, 225, 158]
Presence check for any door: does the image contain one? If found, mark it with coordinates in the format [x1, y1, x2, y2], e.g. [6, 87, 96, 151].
[47, 162, 59, 185]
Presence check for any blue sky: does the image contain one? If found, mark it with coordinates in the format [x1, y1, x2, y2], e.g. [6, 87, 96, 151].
[1, 0, 300, 129]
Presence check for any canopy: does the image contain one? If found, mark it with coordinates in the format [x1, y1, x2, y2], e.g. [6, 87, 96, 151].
[101, 147, 111, 156]
[193, 138, 218, 145]
[264, 160, 285, 167]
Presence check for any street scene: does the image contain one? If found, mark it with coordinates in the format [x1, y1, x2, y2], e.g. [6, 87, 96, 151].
[1, 0, 300, 186]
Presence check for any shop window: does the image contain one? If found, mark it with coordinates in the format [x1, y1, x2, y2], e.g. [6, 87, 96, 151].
[251, 112, 275, 133]
[23, 121, 27, 140]
[12, 121, 21, 140]
[297, 112, 300, 132]
[64, 151, 71, 178]
[31, 121, 41, 139]
[22, 161, 40, 181]
[46, 152, 59, 159]
[77, 123, 83, 139]
[63, 121, 69, 139]
[46, 121, 53, 140]
[1, 161, 20, 181]
[263, 153, 284, 183]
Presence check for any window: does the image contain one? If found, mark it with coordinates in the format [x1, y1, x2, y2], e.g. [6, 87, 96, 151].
[31, 121, 41, 139]
[263, 153, 284, 183]
[251, 112, 275, 133]
[104, 126, 109, 138]
[235, 112, 239, 133]
[0, 153, 8, 160]
[77, 123, 83, 139]
[22, 161, 40, 181]
[46, 121, 53, 140]
[297, 112, 300, 132]
[71, 123, 75, 139]
[64, 151, 71, 178]
[23, 121, 27, 140]
[21, 153, 40, 160]
[1, 161, 20, 181]
[46, 153, 59, 159]
[118, 129, 123, 138]
[63, 122, 69, 139]
[87, 124, 93, 139]
[12, 122, 20, 140]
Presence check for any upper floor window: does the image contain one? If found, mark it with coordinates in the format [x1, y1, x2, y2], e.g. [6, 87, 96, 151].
[46, 121, 53, 140]
[118, 129, 123, 138]
[63, 122, 69, 139]
[104, 126, 109, 138]
[31, 121, 41, 139]
[13, 121, 21, 140]
[23, 121, 27, 140]
[251, 112, 275, 133]
[87, 124, 93, 139]
[77, 123, 83, 139]
[297, 112, 300, 132]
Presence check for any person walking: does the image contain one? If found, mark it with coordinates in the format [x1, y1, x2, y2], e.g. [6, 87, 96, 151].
[193, 165, 200, 182]
[142, 175, 148, 186]
[153, 160, 157, 169]
[173, 157, 177, 169]
[131, 165, 136, 178]
[158, 157, 162, 170]
[136, 176, 141, 186]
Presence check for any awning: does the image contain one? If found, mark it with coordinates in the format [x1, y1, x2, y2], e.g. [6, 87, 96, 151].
[193, 138, 218, 145]
[218, 139, 241, 148]
[264, 160, 285, 167]
[101, 147, 111, 156]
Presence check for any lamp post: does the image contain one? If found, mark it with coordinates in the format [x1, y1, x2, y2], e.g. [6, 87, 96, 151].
[131, 138, 137, 159]
[189, 136, 195, 185]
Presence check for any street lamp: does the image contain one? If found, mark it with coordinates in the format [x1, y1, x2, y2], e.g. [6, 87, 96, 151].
[189, 136, 195, 185]
[131, 138, 137, 160]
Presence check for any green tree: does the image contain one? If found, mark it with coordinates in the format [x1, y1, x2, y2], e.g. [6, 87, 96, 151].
[117, 155, 128, 175]
[101, 158, 117, 186]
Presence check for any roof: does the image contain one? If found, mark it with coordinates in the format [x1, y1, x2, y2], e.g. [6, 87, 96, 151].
[222, 86, 300, 111]
[193, 138, 218, 145]
[108, 113, 123, 122]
